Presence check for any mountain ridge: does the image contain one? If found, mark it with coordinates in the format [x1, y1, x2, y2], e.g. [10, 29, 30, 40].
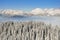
[0, 8, 60, 16]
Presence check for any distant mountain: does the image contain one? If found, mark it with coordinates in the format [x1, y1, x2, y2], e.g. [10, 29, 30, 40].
[0, 8, 60, 16]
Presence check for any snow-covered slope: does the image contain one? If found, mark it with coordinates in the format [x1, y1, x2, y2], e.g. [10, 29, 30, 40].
[0, 8, 60, 16]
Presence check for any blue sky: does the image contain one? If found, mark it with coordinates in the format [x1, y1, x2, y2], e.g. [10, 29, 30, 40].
[0, 0, 60, 11]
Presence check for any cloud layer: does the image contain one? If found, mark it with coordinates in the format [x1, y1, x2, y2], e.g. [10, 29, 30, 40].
[0, 8, 60, 16]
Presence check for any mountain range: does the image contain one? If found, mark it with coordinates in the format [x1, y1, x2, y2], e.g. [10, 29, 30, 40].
[0, 8, 60, 16]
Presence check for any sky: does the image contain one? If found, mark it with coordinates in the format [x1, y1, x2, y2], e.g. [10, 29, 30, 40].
[0, 0, 60, 11]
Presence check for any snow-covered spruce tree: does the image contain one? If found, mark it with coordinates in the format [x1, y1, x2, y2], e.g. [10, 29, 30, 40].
[0, 21, 60, 40]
